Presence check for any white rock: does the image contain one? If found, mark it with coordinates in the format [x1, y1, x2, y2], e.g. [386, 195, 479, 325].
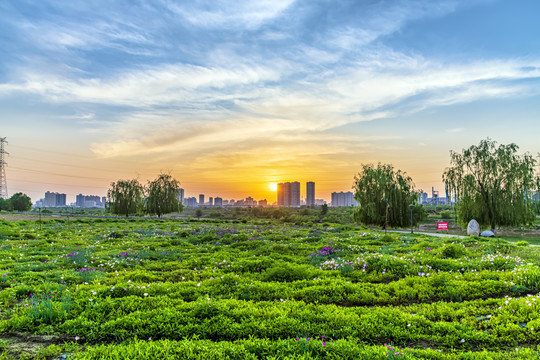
[467, 219, 480, 236]
[480, 230, 495, 237]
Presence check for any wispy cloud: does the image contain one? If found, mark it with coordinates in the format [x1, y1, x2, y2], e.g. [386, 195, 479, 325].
[162, 0, 296, 29]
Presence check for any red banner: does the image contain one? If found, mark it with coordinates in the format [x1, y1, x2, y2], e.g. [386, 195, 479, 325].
[437, 222, 449, 230]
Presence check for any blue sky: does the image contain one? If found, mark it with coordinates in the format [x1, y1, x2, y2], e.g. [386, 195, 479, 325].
[1, 0, 539, 203]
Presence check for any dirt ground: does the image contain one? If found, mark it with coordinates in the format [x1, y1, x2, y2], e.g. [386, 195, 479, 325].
[0, 213, 50, 221]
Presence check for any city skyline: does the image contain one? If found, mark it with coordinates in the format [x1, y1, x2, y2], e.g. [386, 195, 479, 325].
[1, 1, 540, 203]
[30, 181, 452, 208]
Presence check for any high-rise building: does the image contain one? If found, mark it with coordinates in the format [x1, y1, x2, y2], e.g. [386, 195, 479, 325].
[43, 191, 67, 207]
[75, 194, 104, 208]
[277, 182, 300, 207]
[76, 194, 85, 207]
[277, 182, 289, 206]
[178, 188, 184, 204]
[331, 192, 356, 207]
[290, 181, 300, 206]
[208, 197, 213, 206]
[198, 194, 204, 206]
[214, 197, 223, 207]
[184, 197, 197, 207]
[306, 181, 315, 206]
[277, 183, 286, 206]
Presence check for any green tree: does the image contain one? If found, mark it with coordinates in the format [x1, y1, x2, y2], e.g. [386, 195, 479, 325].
[0, 198, 12, 211]
[320, 203, 328, 215]
[144, 173, 183, 218]
[9, 193, 32, 212]
[195, 209, 203, 219]
[353, 163, 421, 227]
[443, 138, 539, 230]
[107, 179, 144, 217]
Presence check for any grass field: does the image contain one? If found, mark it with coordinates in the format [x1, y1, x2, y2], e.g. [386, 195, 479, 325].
[0, 217, 540, 359]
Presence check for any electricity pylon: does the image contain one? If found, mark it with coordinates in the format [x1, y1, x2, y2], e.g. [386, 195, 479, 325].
[0, 137, 8, 199]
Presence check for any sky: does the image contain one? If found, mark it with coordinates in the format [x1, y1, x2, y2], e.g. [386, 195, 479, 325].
[1, 0, 540, 204]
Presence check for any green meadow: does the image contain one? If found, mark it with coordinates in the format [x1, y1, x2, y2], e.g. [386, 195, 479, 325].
[1, 218, 540, 359]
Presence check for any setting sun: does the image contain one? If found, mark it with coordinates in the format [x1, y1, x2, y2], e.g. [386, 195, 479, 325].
[269, 183, 278, 192]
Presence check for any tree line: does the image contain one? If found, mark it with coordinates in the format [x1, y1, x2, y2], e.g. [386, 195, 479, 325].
[5, 138, 533, 232]
[107, 173, 183, 218]
[0, 193, 32, 212]
[105, 138, 538, 231]
[353, 138, 540, 231]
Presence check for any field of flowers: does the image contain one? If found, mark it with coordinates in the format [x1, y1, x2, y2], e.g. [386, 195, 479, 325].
[0, 218, 540, 359]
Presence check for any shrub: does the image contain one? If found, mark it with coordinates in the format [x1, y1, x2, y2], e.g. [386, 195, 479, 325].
[441, 244, 465, 259]
[262, 263, 317, 282]
[440, 210, 454, 220]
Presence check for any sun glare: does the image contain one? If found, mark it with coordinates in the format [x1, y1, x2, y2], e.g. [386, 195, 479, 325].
[269, 183, 278, 191]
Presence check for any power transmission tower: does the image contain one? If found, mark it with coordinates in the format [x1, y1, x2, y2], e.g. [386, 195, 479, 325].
[0, 137, 8, 199]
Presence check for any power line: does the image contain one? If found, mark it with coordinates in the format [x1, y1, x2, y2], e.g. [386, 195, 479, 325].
[9, 166, 111, 181]
[9, 144, 146, 166]
[10, 177, 108, 189]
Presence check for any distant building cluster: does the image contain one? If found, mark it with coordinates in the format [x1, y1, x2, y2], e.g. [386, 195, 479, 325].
[330, 191, 356, 207]
[44, 191, 66, 207]
[76, 194, 107, 208]
[182, 191, 269, 208]
[34, 191, 106, 208]
[419, 187, 450, 206]
[181, 182, 360, 208]
[30, 182, 472, 210]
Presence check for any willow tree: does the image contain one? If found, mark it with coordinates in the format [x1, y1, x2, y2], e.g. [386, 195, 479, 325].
[145, 173, 183, 218]
[353, 163, 422, 227]
[443, 139, 538, 231]
[107, 179, 144, 217]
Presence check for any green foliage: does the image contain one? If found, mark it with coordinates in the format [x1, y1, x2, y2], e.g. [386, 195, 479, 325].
[107, 178, 144, 217]
[0, 198, 12, 211]
[8, 192, 32, 212]
[320, 203, 328, 215]
[353, 163, 423, 227]
[0, 219, 539, 359]
[443, 138, 539, 230]
[441, 243, 466, 259]
[144, 173, 183, 218]
[440, 210, 454, 220]
[78, 269, 106, 283]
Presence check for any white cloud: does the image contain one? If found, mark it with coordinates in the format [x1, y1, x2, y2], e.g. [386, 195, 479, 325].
[162, 0, 296, 29]
[2, 62, 282, 106]
[446, 128, 464, 133]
